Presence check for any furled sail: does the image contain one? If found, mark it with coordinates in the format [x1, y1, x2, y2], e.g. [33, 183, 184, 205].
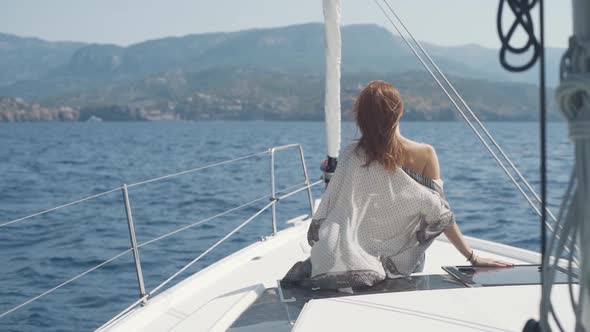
[322, 0, 342, 160]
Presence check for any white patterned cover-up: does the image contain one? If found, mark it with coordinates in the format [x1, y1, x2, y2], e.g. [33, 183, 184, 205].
[286, 144, 455, 290]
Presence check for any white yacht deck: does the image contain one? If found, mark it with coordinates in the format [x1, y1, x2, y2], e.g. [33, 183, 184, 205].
[293, 284, 575, 331]
[99, 216, 575, 332]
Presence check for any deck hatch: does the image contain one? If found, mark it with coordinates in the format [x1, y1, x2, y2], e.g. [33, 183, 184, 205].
[442, 264, 578, 287]
[229, 275, 465, 331]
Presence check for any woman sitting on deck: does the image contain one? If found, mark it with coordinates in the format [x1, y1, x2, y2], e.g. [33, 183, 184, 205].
[285, 80, 511, 290]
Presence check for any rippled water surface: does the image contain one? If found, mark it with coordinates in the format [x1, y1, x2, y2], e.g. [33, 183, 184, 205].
[0, 121, 573, 331]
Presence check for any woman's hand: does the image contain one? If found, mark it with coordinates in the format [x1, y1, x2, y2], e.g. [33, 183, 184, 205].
[471, 255, 514, 267]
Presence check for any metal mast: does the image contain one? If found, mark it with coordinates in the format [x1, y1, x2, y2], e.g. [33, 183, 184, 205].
[554, 0, 590, 329]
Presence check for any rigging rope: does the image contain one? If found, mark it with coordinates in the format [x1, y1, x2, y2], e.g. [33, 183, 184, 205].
[375, 3, 580, 328]
[374, 0, 565, 238]
[496, 0, 583, 330]
[543, 60, 590, 331]
[381, 0, 557, 224]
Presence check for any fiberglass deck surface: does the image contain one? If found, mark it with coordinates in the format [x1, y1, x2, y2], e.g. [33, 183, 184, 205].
[292, 284, 577, 332]
[100, 217, 574, 332]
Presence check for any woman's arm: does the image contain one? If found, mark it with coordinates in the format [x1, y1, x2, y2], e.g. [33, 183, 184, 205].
[444, 223, 512, 266]
[425, 145, 513, 267]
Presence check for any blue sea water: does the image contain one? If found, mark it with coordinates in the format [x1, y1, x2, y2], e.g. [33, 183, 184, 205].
[0, 121, 573, 331]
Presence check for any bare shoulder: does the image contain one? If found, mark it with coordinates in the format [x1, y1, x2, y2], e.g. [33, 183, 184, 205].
[420, 143, 440, 180]
[401, 138, 440, 179]
[420, 143, 437, 159]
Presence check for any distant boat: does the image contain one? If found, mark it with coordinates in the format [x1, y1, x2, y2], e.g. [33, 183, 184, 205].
[86, 115, 103, 122]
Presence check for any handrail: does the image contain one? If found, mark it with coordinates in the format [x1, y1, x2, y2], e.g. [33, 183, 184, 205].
[121, 184, 148, 304]
[98, 181, 323, 331]
[269, 144, 315, 234]
[0, 144, 320, 323]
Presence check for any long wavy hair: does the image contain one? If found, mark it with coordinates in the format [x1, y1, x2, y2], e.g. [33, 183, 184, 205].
[354, 80, 406, 171]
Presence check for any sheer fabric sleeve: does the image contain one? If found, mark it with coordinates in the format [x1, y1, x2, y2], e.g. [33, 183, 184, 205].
[307, 147, 350, 246]
[417, 188, 456, 244]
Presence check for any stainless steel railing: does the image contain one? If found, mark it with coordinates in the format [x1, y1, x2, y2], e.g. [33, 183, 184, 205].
[269, 144, 315, 234]
[0, 143, 321, 323]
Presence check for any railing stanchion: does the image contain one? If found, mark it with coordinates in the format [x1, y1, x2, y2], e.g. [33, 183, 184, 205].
[121, 184, 148, 305]
[297, 146, 315, 218]
[269, 149, 278, 235]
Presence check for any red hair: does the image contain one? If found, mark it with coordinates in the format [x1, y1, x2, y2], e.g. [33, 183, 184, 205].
[353, 80, 406, 171]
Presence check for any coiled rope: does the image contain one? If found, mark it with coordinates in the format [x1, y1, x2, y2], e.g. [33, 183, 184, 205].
[497, 0, 542, 72]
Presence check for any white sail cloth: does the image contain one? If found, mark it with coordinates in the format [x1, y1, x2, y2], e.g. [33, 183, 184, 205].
[322, 0, 342, 159]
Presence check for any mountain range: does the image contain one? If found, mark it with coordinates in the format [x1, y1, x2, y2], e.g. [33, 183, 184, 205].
[0, 23, 566, 121]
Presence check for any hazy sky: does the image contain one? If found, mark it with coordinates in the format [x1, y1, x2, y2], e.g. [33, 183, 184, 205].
[0, 0, 572, 48]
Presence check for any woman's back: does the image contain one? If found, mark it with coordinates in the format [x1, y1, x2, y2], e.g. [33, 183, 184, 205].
[307, 144, 454, 288]
[284, 80, 511, 290]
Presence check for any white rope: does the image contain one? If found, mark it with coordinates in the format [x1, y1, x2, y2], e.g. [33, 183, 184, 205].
[542, 36, 590, 331]
[0, 248, 133, 319]
[569, 121, 590, 140]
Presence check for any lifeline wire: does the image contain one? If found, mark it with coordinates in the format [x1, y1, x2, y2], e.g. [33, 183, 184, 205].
[0, 248, 133, 319]
[0, 145, 314, 320]
[137, 180, 318, 249]
[0, 180, 319, 320]
[149, 201, 275, 296]
[373, 0, 559, 232]
[0, 150, 270, 229]
[381, 0, 558, 224]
